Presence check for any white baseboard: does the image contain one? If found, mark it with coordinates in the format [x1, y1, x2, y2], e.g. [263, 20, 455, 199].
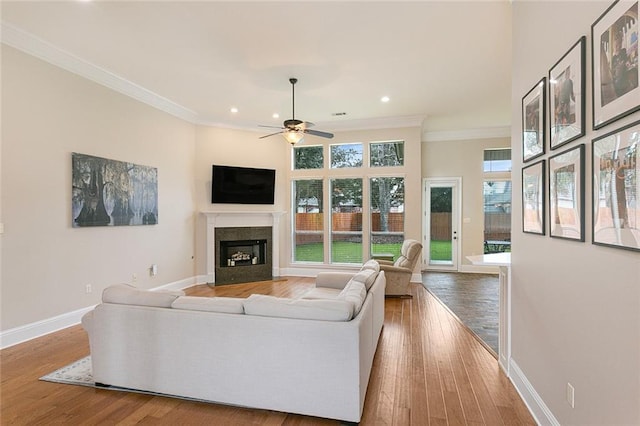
[0, 305, 96, 350]
[0, 276, 200, 350]
[150, 276, 200, 291]
[509, 359, 560, 426]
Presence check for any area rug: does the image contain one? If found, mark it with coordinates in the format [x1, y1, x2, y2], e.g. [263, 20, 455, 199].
[39, 357, 210, 403]
[40, 356, 95, 387]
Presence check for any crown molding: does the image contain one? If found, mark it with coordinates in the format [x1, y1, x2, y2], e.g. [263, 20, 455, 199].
[1, 21, 200, 124]
[1, 22, 502, 138]
[423, 126, 511, 142]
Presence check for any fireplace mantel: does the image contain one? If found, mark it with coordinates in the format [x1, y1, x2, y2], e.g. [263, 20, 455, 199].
[201, 211, 285, 284]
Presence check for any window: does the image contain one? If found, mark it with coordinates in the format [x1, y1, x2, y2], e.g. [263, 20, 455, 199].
[483, 180, 512, 254]
[483, 148, 512, 172]
[330, 143, 363, 168]
[291, 140, 406, 266]
[293, 179, 324, 262]
[370, 177, 404, 259]
[370, 141, 404, 167]
[331, 178, 363, 263]
[293, 146, 323, 170]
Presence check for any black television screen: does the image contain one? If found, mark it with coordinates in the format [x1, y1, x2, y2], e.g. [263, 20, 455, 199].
[211, 165, 275, 205]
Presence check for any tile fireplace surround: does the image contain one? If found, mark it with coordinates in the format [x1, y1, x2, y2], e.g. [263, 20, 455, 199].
[202, 211, 285, 284]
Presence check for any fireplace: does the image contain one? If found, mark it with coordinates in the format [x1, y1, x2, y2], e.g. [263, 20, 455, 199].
[202, 211, 285, 285]
[214, 226, 272, 285]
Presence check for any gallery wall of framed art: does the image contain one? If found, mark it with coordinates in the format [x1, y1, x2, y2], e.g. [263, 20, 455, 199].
[518, 0, 638, 251]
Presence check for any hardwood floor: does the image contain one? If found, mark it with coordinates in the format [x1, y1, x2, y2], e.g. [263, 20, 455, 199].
[0, 278, 534, 425]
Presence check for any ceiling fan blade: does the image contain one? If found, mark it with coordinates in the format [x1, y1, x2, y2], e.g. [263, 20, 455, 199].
[304, 129, 334, 139]
[259, 131, 284, 139]
[258, 124, 285, 129]
[303, 121, 315, 128]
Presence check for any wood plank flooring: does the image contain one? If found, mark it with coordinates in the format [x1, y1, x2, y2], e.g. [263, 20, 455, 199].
[0, 278, 535, 425]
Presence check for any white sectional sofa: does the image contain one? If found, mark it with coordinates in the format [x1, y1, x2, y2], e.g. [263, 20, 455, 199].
[81, 262, 385, 423]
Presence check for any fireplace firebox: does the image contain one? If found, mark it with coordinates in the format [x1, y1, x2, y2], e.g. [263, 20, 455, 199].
[220, 239, 266, 267]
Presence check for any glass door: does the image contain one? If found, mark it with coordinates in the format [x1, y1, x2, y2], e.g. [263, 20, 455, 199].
[423, 178, 461, 270]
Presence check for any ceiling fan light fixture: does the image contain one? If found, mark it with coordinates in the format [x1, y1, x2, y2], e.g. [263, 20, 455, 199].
[283, 129, 304, 145]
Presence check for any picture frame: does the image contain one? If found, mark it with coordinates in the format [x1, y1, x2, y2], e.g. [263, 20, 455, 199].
[522, 160, 546, 235]
[72, 153, 158, 227]
[522, 78, 546, 162]
[591, 0, 640, 130]
[549, 144, 585, 241]
[549, 37, 586, 150]
[592, 120, 640, 251]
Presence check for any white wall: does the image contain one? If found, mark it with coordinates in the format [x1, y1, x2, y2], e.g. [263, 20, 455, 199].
[422, 137, 511, 267]
[1, 46, 197, 330]
[512, 2, 640, 424]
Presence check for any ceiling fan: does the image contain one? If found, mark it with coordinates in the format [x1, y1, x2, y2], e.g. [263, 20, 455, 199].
[259, 78, 334, 145]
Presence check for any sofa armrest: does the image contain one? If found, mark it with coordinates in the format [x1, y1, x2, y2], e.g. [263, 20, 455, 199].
[81, 310, 94, 334]
[376, 259, 394, 266]
[315, 272, 355, 289]
[378, 265, 413, 275]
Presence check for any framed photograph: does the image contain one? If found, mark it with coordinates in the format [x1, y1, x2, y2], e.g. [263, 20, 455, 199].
[522, 78, 546, 162]
[549, 37, 586, 149]
[591, 0, 640, 130]
[592, 120, 640, 251]
[522, 160, 546, 235]
[549, 144, 585, 241]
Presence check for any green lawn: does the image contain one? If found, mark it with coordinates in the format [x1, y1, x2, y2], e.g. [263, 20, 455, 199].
[295, 242, 402, 263]
[429, 240, 452, 261]
[295, 240, 451, 263]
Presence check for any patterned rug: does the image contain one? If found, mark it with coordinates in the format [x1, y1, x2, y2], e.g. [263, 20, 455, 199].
[40, 356, 95, 387]
[39, 356, 210, 403]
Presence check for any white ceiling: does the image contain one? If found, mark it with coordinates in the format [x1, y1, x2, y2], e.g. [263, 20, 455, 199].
[1, 1, 513, 137]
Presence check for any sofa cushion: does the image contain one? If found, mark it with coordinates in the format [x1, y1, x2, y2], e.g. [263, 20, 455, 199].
[171, 296, 245, 314]
[351, 268, 379, 290]
[102, 284, 184, 308]
[299, 287, 342, 300]
[338, 280, 367, 315]
[361, 259, 381, 273]
[244, 294, 354, 321]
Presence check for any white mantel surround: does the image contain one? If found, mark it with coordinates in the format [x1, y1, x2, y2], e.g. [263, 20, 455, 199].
[202, 211, 286, 284]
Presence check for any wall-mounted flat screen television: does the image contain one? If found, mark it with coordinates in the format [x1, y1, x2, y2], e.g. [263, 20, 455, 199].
[211, 165, 276, 205]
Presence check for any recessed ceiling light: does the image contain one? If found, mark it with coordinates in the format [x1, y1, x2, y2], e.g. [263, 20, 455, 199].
[273, 113, 280, 119]
[381, 96, 390, 103]
[230, 107, 238, 113]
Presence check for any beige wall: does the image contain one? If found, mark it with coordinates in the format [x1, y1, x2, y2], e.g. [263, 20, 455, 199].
[512, 2, 640, 424]
[422, 137, 511, 265]
[1, 46, 197, 330]
[193, 126, 289, 275]
[194, 125, 422, 275]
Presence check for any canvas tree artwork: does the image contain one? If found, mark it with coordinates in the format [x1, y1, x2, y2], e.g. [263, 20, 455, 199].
[72, 153, 158, 227]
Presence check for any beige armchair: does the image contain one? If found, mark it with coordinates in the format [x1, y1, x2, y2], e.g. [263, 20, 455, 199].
[375, 239, 422, 297]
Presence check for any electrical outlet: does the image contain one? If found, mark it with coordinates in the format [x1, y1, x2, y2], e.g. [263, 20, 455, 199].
[132, 273, 138, 283]
[567, 383, 575, 408]
[150, 264, 158, 277]
[85, 284, 92, 294]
